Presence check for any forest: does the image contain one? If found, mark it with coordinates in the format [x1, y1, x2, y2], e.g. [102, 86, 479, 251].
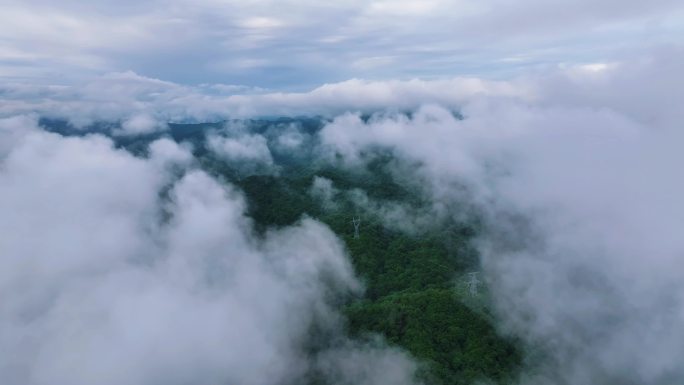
[42, 117, 522, 385]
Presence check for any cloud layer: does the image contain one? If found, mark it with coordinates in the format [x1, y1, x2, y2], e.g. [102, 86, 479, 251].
[0, 117, 419, 385]
[3, 45, 682, 132]
[1, 44, 683, 384]
[2, 0, 683, 86]
[315, 50, 684, 384]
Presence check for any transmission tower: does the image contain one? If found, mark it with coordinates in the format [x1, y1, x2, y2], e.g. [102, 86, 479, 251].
[351, 216, 361, 239]
[467, 272, 480, 296]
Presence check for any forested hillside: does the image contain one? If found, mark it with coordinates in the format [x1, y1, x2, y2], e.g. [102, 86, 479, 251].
[42, 118, 522, 385]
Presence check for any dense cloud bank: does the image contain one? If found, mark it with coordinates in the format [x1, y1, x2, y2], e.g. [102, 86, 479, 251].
[317, 52, 684, 384]
[0, 71, 523, 129]
[1, 48, 683, 384]
[2, 46, 681, 131]
[0, 117, 419, 385]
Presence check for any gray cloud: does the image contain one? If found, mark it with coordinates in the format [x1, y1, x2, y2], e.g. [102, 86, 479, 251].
[4, 46, 680, 132]
[0, 70, 525, 130]
[316, 51, 684, 384]
[2, 44, 683, 384]
[0, 117, 420, 385]
[310, 176, 341, 212]
[1, 0, 682, 86]
[207, 133, 275, 171]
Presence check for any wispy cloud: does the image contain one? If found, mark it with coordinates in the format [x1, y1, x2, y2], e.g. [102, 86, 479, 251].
[0, 116, 420, 385]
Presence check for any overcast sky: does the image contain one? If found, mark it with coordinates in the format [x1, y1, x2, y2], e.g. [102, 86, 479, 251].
[1, 0, 683, 88]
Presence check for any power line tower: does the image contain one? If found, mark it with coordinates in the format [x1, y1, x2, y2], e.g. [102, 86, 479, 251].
[351, 216, 361, 239]
[467, 272, 480, 296]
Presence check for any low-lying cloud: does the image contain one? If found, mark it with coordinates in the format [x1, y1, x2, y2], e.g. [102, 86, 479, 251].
[317, 51, 684, 384]
[0, 116, 420, 385]
[1, 46, 683, 384]
[0, 71, 524, 130]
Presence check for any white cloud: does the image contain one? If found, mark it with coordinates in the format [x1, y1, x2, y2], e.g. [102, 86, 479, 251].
[0, 115, 40, 158]
[2, 46, 680, 128]
[0, 45, 683, 384]
[147, 137, 194, 168]
[315, 339, 421, 385]
[275, 126, 306, 150]
[346, 189, 438, 236]
[240, 16, 286, 29]
[207, 133, 274, 164]
[0, 71, 526, 126]
[2, 1, 682, 382]
[310, 176, 340, 211]
[315, 51, 684, 384]
[119, 113, 164, 135]
[0, 124, 419, 385]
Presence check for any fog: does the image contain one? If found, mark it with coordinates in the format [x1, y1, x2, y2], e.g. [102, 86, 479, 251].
[317, 51, 684, 384]
[0, 116, 419, 385]
[1, 47, 683, 384]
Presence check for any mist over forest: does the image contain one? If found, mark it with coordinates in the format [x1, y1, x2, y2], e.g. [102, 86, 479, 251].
[2, 1, 684, 384]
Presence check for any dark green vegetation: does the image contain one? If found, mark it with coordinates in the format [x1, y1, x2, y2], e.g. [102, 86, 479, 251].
[41, 118, 521, 385]
[233, 162, 521, 385]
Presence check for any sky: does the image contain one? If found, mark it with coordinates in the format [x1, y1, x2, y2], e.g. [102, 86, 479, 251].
[1, 0, 683, 88]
